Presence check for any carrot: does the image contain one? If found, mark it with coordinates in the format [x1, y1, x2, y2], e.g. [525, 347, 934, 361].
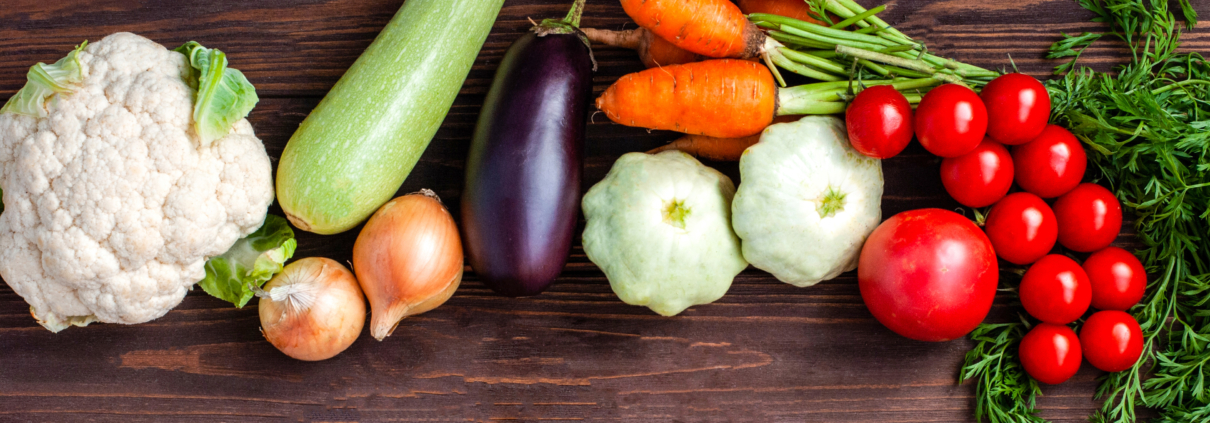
[597, 59, 950, 138]
[620, 0, 766, 59]
[646, 115, 800, 161]
[582, 27, 702, 68]
[596, 59, 777, 138]
[736, 0, 821, 25]
[648, 133, 762, 161]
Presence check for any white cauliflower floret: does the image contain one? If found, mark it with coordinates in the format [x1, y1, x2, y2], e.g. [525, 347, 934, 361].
[0, 33, 273, 331]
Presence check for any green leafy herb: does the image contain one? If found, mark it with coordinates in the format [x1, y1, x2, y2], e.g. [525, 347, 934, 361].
[174, 41, 259, 146]
[960, 321, 1046, 423]
[198, 215, 297, 308]
[1045, 32, 1102, 75]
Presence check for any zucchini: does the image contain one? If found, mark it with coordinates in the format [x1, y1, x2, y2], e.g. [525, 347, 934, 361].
[276, 0, 504, 234]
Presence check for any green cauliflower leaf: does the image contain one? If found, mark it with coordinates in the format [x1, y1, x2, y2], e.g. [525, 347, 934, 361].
[198, 215, 297, 307]
[0, 42, 87, 117]
[174, 41, 259, 146]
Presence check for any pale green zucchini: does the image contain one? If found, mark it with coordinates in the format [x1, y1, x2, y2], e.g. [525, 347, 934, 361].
[276, 0, 504, 234]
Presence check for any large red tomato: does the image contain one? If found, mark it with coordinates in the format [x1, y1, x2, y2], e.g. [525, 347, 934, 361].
[858, 209, 999, 342]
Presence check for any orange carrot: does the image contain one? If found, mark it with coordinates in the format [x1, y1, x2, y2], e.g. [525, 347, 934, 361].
[736, 0, 821, 24]
[582, 27, 702, 68]
[620, 0, 766, 59]
[646, 116, 800, 161]
[596, 59, 777, 138]
[648, 133, 761, 161]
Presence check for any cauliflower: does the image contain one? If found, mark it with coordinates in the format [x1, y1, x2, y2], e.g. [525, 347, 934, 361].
[0, 33, 275, 332]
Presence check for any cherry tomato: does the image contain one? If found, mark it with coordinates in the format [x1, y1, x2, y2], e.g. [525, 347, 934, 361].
[1020, 254, 1091, 324]
[846, 85, 913, 159]
[1012, 125, 1087, 198]
[984, 192, 1057, 265]
[1083, 247, 1147, 311]
[915, 84, 988, 158]
[1019, 323, 1082, 384]
[858, 209, 999, 342]
[940, 139, 1013, 207]
[1080, 310, 1144, 372]
[981, 73, 1051, 145]
[1053, 183, 1123, 252]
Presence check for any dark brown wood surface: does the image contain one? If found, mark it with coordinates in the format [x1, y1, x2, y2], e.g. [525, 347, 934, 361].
[1, 0, 1206, 421]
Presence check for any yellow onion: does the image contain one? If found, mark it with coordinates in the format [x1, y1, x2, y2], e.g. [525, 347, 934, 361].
[353, 189, 463, 340]
[259, 257, 366, 361]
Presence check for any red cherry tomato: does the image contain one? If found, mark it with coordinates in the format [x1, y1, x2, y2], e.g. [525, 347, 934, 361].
[940, 139, 1013, 207]
[915, 84, 988, 158]
[1019, 323, 1082, 384]
[1012, 125, 1087, 198]
[1083, 247, 1147, 311]
[981, 73, 1051, 145]
[984, 192, 1057, 265]
[846, 85, 913, 159]
[858, 209, 999, 342]
[1020, 254, 1092, 324]
[1080, 310, 1144, 372]
[1053, 183, 1123, 252]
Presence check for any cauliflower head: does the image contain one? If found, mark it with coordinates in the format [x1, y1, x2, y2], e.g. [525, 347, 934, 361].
[0, 33, 274, 331]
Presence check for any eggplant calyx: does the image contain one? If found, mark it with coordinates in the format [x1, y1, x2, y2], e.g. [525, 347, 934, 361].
[531, 0, 597, 71]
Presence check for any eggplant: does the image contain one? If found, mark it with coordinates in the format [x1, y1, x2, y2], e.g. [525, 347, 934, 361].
[461, 2, 594, 297]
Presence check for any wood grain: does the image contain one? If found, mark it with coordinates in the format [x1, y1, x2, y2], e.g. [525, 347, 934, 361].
[0, 0, 1204, 421]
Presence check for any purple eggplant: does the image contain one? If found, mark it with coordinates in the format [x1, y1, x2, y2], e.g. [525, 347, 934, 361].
[461, 1, 593, 297]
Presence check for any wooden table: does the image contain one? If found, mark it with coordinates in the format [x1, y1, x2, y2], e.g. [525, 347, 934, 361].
[1, 0, 1206, 421]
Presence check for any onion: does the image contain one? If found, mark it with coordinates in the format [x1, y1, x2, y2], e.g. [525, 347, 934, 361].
[353, 189, 463, 340]
[258, 257, 366, 361]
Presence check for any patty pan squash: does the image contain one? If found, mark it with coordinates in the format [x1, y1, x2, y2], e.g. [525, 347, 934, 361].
[582, 151, 748, 316]
[732, 116, 883, 287]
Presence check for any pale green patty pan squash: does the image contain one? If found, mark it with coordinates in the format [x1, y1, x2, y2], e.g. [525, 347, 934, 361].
[581, 151, 749, 316]
[731, 116, 883, 287]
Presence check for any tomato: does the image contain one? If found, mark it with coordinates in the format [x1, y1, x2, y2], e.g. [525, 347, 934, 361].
[915, 84, 988, 158]
[1053, 183, 1123, 252]
[1083, 247, 1147, 311]
[940, 139, 1013, 208]
[981, 73, 1051, 145]
[984, 192, 1057, 265]
[846, 85, 913, 159]
[1019, 323, 1082, 384]
[1080, 310, 1144, 372]
[1020, 255, 1092, 324]
[858, 209, 999, 342]
[1012, 125, 1087, 198]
